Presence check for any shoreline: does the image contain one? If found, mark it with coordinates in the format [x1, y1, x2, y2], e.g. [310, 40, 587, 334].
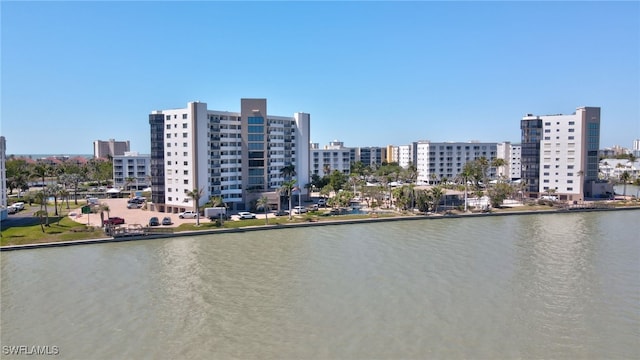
[2, 205, 639, 252]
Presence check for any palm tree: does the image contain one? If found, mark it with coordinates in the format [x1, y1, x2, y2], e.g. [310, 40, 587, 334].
[125, 176, 136, 194]
[281, 179, 297, 220]
[34, 210, 47, 233]
[280, 164, 296, 181]
[257, 196, 270, 225]
[60, 188, 70, 210]
[430, 186, 444, 213]
[34, 190, 50, 227]
[48, 184, 64, 216]
[186, 188, 204, 225]
[620, 171, 631, 197]
[491, 158, 506, 180]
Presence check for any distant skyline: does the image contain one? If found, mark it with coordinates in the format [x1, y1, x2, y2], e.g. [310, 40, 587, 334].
[2, 1, 639, 155]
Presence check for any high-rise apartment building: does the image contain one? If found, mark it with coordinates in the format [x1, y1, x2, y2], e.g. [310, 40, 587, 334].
[520, 107, 601, 200]
[633, 139, 640, 157]
[310, 140, 351, 177]
[148, 99, 310, 213]
[413, 141, 499, 184]
[509, 144, 522, 181]
[112, 152, 151, 191]
[93, 139, 130, 159]
[353, 147, 387, 168]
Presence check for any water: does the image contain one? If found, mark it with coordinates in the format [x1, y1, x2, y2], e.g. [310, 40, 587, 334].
[2, 210, 639, 359]
[614, 184, 640, 197]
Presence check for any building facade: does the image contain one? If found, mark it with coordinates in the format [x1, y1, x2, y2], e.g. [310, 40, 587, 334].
[414, 141, 499, 184]
[496, 142, 512, 180]
[509, 144, 522, 181]
[520, 107, 601, 200]
[112, 152, 151, 191]
[93, 139, 130, 159]
[353, 147, 387, 168]
[148, 99, 310, 213]
[310, 140, 351, 177]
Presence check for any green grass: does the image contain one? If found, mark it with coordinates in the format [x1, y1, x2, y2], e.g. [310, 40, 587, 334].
[1, 216, 105, 247]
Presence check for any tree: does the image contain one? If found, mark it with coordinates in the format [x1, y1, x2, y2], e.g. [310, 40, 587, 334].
[48, 184, 64, 216]
[430, 186, 444, 213]
[491, 158, 507, 180]
[186, 188, 204, 225]
[281, 179, 297, 220]
[125, 176, 136, 193]
[34, 210, 47, 233]
[487, 182, 512, 208]
[33, 190, 50, 227]
[256, 196, 270, 225]
[280, 164, 296, 181]
[329, 170, 347, 192]
[209, 196, 225, 207]
[620, 171, 631, 197]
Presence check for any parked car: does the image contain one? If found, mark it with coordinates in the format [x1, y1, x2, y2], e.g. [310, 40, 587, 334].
[127, 202, 143, 209]
[317, 199, 326, 207]
[103, 217, 125, 226]
[7, 206, 18, 214]
[237, 211, 256, 219]
[292, 206, 307, 214]
[11, 202, 25, 211]
[128, 196, 146, 204]
[274, 210, 289, 216]
[161, 217, 172, 226]
[178, 211, 199, 219]
[149, 217, 160, 226]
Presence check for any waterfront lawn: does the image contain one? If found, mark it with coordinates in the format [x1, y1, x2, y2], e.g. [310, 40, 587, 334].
[1, 217, 105, 247]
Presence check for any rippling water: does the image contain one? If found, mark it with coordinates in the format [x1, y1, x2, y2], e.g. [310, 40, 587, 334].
[2, 210, 639, 359]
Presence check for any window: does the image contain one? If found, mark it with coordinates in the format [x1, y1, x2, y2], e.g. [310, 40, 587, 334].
[183, 123, 188, 128]
[567, 187, 573, 191]
[183, 152, 188, 156]
[182, 114, 187, 119]
[166, 115, 171, 120]
[166, 124, 171, 129]
[568, 136, 574, 140]
[184, 179, 189, 184]
[183, 161, 188, 166]
[183, 143, 188, 147]
[166, 134, 171, 138]
[183, 133, 188, 138]
[568, 121, 575, 125]
[184, 170, 188, 175]
[568, 129, 575, 132]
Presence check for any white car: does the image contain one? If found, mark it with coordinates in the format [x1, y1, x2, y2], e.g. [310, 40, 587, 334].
[292, 206, 307, 214]
[237, 212, 256, 219]
[178, 211, 199, 219]
[317, 199, 326, 207]
[12, 202, 25, 211]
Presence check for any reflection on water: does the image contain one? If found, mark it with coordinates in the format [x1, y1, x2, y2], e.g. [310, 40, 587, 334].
[1, 211, 639, 359]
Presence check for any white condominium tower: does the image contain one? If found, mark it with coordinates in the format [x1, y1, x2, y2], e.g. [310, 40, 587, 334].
[520, 106, 601, 201]
[149, 99, 310, 213]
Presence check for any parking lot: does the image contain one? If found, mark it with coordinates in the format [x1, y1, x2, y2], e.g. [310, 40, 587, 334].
[68, 198, 268, 228]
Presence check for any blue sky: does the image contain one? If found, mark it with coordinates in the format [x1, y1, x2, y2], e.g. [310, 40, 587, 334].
[2, 1, 639, 155]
